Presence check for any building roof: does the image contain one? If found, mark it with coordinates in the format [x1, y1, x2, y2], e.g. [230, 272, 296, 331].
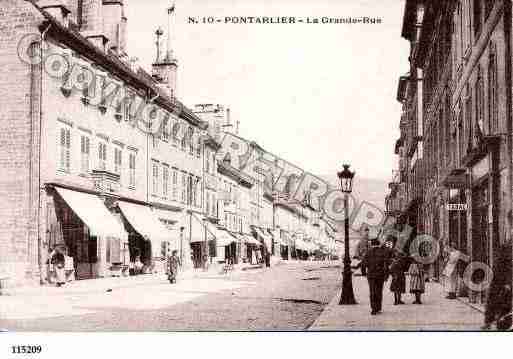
[30, 1, 207, 130]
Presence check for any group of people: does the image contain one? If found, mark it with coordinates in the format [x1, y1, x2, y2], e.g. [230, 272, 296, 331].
[354, 227, 426, 315]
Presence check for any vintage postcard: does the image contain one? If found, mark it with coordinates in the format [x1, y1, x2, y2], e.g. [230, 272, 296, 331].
[0, 0, 512, 356]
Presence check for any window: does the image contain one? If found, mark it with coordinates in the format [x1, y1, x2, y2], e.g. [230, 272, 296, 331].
[180, 123, 187, 151]
[181, 172, 187, 203]
[464, 92, 473, 154]
[114, 147, 122, 175]
[473, 0, 482, 39]
[192, 177, 198, 207]
[211, 193, 216, 217]
[172, 168, 178, 200]
[171, 120, 178, 147]
[196, 134, 201, 157]
[476, 69, 485, 135]
[488, 46, 498, 133]
[59, 127, 71, 172]
[162, 117, 170, 142]
[205, 149, 210, 173]
[188, 127, 195, 155]
[162, 164, 169, 198]
[80, 135, 90, 174]
[129, 153, 136, 188]
[98, 142, 107, 171]
[152, 160, 159, 196]
[187, 175, 193, 205]
[211, 152, 216, 174]
[206, 192, 210, 216]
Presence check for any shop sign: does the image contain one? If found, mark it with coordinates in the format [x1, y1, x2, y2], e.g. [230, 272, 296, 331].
[446, 203, 467, 211]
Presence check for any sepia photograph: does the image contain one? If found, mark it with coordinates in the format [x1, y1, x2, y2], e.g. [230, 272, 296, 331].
[0, 0, 512, 354]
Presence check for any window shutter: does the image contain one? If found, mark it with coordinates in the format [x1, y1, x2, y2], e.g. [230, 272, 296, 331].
[65, 129, 71, 171]
[60, 128, 66, 169]
[110, 238, 121, 263]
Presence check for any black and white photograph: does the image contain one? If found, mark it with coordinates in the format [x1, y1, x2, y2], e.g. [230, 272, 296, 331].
[0, 0, 512, 356]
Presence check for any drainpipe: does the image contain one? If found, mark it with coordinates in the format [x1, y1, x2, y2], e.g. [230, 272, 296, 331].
[503, 0, 513, 311]
[37, 24, 51, 285]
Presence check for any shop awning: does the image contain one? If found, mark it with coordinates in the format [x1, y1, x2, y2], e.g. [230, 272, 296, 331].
[188, 213, 207, 243]
[154, 208, 183, 225]
[118, 202, 172, 244]
[55, 187, 127, 240]
[242, 234, 261, 246]
[205, 224, 236, 247]
[254, 227, 272, 250]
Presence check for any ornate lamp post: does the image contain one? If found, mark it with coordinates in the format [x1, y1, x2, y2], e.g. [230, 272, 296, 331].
[338, 164, 357, 305]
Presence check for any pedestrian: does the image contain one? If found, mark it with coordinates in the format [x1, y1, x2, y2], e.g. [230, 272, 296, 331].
[389, 251, 407, 305]
[362, 238, 391, 315]
[482, 242, 512, 330]
[167, 250, 181, 284]
[355, 227, 370, 276]
[442, 244, 461, 300]
[408, 258, 425, 304]
[50, 247, 66, 287]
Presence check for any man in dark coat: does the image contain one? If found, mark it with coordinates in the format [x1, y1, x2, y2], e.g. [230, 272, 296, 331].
[362, 239, 391, 315]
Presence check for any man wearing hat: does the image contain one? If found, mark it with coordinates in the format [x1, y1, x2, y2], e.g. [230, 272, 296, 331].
[362, 238, 391, 315]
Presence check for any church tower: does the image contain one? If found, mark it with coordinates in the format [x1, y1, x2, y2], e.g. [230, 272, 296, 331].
[152, 2, 178, 100]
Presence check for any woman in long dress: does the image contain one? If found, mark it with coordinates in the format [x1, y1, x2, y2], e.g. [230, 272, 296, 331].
[50, 248, 66, 287]
[389, 252, 407, 305]
[409, 259, 425, 304]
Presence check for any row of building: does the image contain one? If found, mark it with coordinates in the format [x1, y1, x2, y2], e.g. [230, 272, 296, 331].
[0, 0, 337, 287]
[385, 0, 512, 305]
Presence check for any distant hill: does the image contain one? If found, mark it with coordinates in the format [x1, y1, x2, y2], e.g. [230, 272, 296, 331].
[318, 175, 388, 211]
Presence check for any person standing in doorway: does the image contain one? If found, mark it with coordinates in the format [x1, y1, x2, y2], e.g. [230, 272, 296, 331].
[50, 247, 66, 287]
[362, 239, 391, 315]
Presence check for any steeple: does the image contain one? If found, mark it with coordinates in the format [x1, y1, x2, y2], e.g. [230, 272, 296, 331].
[151, 2, 178, 99]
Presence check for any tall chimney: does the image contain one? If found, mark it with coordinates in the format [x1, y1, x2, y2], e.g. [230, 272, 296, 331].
[102, 0, 124, 54]
[80, 0, 109, 51]
[119, 5, 128, 56]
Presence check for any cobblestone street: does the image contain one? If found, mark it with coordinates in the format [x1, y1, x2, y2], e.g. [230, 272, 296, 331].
[1, 262, 340, 331]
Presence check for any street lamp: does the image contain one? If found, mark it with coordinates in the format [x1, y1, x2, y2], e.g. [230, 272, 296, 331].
[337, 164, 357, 305]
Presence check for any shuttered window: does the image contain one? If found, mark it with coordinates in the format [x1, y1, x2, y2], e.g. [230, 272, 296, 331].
[98, 142, 107, 170]
[59, 127, 71, 172]
[129, 153, 136, 188]
[80, 135, 90, 174]
[114, 147, 122, 175]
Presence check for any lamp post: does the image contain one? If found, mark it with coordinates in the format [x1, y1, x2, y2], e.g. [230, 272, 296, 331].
[338, 164, 357, 305]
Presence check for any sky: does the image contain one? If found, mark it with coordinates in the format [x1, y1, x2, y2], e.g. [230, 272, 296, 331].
[125, 0, 409, 181]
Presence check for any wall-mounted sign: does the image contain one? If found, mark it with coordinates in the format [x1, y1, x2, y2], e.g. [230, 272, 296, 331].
[446, 203, 467, 211]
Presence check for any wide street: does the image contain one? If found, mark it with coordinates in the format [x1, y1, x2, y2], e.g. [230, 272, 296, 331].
[0, 260, 485, 331]
[1, 261, 340, 331]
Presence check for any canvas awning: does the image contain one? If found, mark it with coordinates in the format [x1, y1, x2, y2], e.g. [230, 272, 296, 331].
[188, 213, 207, 243]
[254, 227, 272, 250]
[205, 223, 236, 247]
[118, 202, 174, 257]
[55, 187, 127, 240]
[241, 234, 261, 246]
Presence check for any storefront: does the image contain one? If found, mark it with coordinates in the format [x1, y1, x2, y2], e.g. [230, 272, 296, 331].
[463, 136, 501, 305]
[49, 187, 128, 280]
[117, 201, 176, 275]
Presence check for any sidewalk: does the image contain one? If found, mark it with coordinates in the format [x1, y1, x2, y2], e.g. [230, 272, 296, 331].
[309, 275, 483, 331]
[2, 263, 263, 298]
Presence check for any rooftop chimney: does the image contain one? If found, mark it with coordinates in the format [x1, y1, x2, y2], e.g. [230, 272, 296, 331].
[80, 0, 109, 51]
[102, 0, 124, 54]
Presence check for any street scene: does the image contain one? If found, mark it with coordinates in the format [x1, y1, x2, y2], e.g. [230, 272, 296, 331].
[0, 0, 512, 338]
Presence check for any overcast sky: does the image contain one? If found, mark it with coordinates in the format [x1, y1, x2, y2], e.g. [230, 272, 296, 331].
[125, 0, 409, 181]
